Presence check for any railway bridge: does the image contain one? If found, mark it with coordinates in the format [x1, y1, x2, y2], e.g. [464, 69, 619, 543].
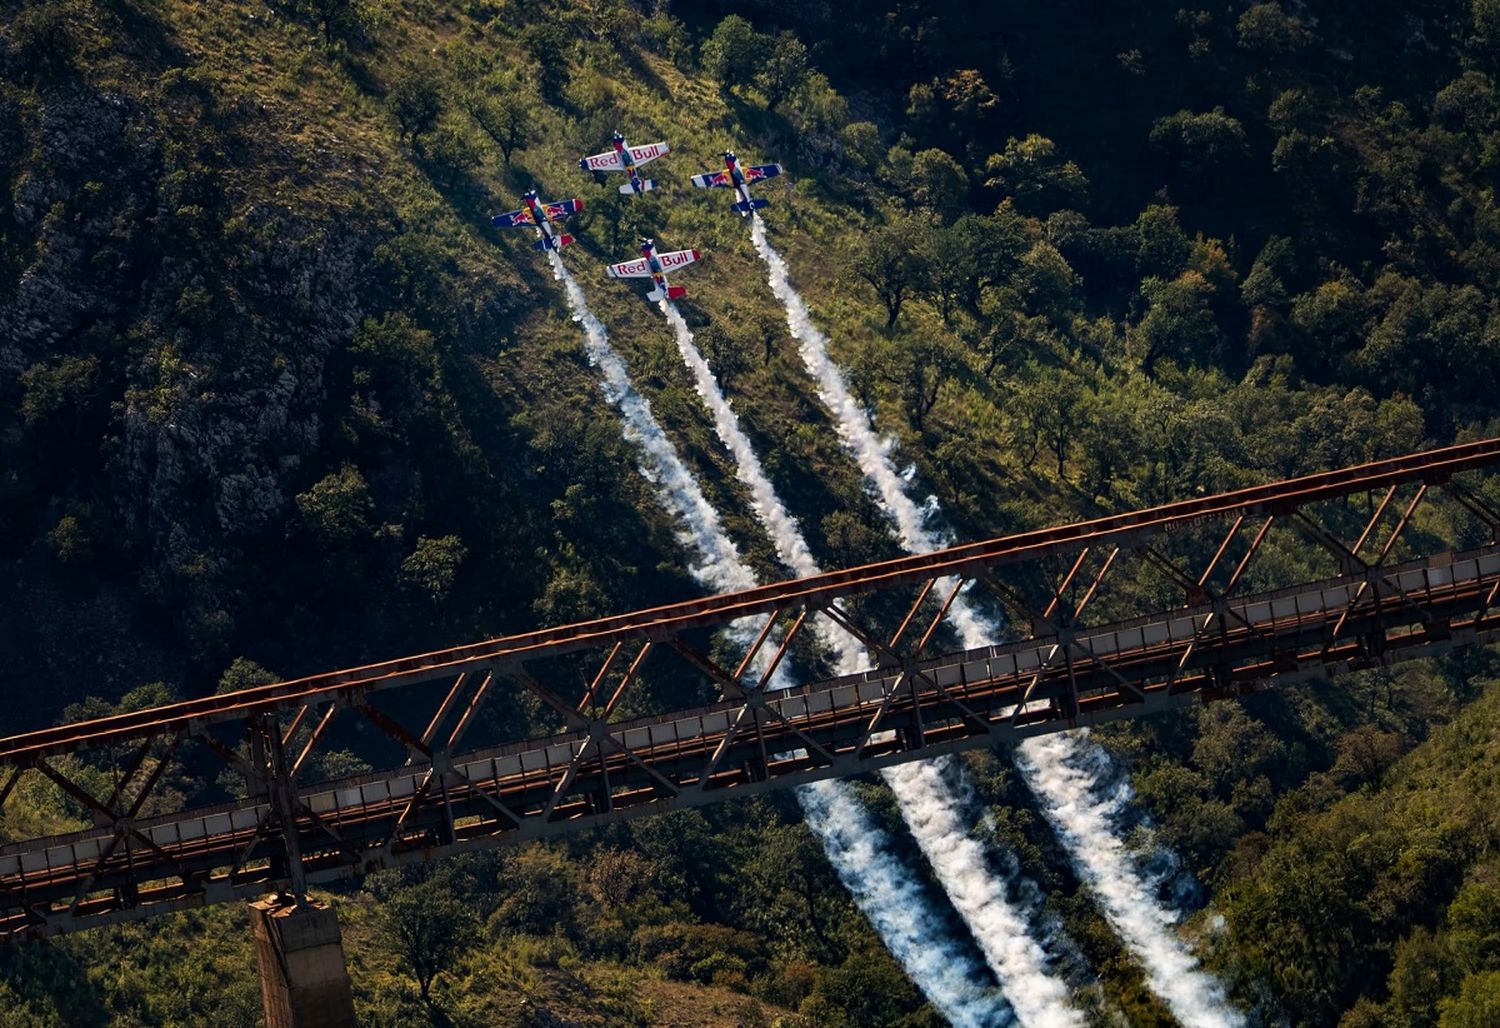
[4, 438, 1500, 1023]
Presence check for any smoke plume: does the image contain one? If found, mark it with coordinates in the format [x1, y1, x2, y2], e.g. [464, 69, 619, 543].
[550, 252, 1007, 1024]
[749, 220, 1243, 1027]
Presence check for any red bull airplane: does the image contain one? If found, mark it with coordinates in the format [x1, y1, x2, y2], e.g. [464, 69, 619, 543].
[606, 237, 700, 302]
[691, 151, 784, 216]
[579, 132, 671, 195]
[490, 190, 585, 252]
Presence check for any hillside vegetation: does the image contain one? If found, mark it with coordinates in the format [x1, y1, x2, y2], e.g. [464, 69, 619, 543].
[4, 0, 1500, 1024]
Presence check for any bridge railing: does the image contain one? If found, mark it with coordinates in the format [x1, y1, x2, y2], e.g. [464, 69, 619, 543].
[2, 440, 1499, 938]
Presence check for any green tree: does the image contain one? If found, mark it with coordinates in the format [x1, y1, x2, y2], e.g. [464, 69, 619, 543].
[920, 223, 976, 323]
[1434, 72, 1500, 133]
[1133, 204, 1192, 278]
[380, 878, 480, 1003]
[423, 120, 481, 188]
[1243, 235, 1297, 353]
[757, 31, 809, 109]
[1015, 240, 1080, 322]
[468, 88, 532, 165]
[19, 355, 96, 423]
[954, 210, 1027, 308]
[840, 121, 883, 171]
[1447, 869, 1500, 973]
[491, 846, 579, 937]
[1222, 844, 1370, 1022]
[297, 0, 365, 48]
[1010, 363, 1087, 478]
[1150, 107, 1248, 179]
[1440, 970, 1500, 1027]
[295, 466, 373, 547]
[1290, 279, 1369, 377]
[885, 334, 962, 434]
[851, 221, 931, 332]
[46, 511, 92, 566]
[1237, 2, 1314, 57]
[983, 135, 1089, 214]
[217, 658, 278, 695]
[9, 3, 75, 83]
[351, 311, 439, 432]
[387, 70, 440, 148]
[1132, 272, 1218, 374]
[1386, 928, 1459, 1028]
[740, 821, 845, 957]
[941, 68, 1000, 134]
[524, 22, 571, 97]
[910, 148, 969, 222]
[701, 15, 767, 92]
[1474, 0, 1500, 66]
[803, 947, 926, 1026]
[697, 322, 753, 394]
[399, 535, 467, 604]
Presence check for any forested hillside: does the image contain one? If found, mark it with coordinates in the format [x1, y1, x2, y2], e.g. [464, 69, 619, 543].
[3, 0, 1500, 1025]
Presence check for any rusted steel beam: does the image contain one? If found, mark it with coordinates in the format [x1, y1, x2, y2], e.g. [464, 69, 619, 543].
[5, 549, 1497, 942]
[5, 438, 1497, 764]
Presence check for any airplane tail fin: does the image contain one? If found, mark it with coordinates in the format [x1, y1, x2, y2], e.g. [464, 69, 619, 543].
[620, 179, 658, 195]
[533, 234, 575, 252]
[732, 198, 770, 214]
[532, 238, 551, 252]
[666, 285, 687, 300]
[557, 234, 575, 248]
[646, 287, 665, 302]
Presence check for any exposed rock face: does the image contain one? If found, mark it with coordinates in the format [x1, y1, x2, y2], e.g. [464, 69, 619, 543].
[4, 90, 157, 354]
[113, 206, 370, 566]
[2, 73, 381, 696]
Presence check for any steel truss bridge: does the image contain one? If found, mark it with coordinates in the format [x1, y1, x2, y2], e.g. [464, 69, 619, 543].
[4, 439, 1500, 941]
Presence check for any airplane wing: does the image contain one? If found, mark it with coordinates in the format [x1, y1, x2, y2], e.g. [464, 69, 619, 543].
[543, 199, 584, 220]
[581, 150, 625, 172]
[745, 163, 784, 183]
[606, 257, 652, 279]
[656, 248, 700, 271]
[691, 170, 732, 189]
[490, 207, 534, 228]
[628, 142, 670, 166]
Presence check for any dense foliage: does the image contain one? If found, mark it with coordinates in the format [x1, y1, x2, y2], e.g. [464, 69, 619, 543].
[4, 0, 1500, 1024]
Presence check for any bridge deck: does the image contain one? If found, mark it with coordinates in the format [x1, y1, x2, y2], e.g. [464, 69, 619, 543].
[3, 435, 1498, 768]
[5, 543, 1497, 939]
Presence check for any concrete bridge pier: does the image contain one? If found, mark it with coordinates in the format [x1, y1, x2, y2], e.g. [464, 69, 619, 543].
[249, 895, 357, 1028]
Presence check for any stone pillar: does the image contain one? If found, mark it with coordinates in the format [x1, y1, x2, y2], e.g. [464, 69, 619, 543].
[249, 895, 357, 1028]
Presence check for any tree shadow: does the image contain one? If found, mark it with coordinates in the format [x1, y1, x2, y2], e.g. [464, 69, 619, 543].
[0, 939, 110, 1025]
[423, 999, 456, 1028]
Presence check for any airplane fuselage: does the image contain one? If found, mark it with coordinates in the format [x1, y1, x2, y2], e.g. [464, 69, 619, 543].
[605, 236, 697, 300]
[724, 155, 753, 207]
[641, 241, 670, 294]
[614, 136, 658, 194]
[581, 133, 669, 196]
[524, 194, 559, 245]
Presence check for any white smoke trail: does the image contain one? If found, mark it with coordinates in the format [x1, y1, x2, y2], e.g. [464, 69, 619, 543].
[750, 218, 1244, 1027]
[1016, 734, 1244, 1028]
[889, 757, 1081, 1028]
[661, 298, 1077, 1027]
[548, 252, 752, 600]
[549, 252, 1005, 1026]
[799, 780, 1009, 1028]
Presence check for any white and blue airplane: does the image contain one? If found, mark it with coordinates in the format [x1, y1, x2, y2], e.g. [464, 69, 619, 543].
[578, 132, 671, 195]
[606, 237, 700, 302]
[490, 190, 584, 252]
[691, 151, 784, 216]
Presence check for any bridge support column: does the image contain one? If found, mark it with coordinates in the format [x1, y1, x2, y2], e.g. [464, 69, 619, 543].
[249, 895, 357, 1028]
